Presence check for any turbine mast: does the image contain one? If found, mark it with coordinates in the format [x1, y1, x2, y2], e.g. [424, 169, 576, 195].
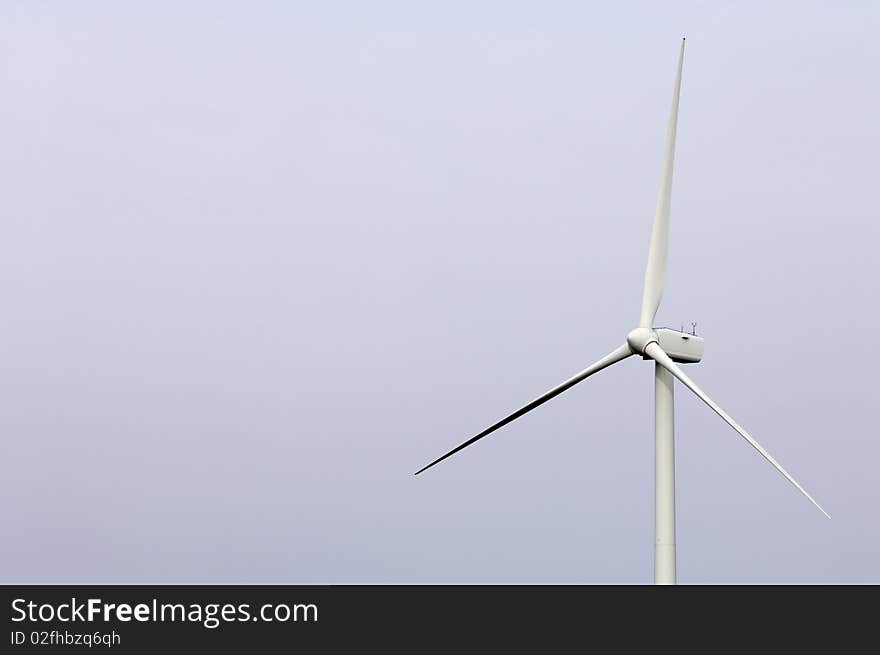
[655, 363, 676, 584]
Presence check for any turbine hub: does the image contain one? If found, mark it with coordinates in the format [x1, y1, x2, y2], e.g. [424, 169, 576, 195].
[626, 327, 659, 356]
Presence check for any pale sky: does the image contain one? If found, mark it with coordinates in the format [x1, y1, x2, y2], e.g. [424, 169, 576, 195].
[1, 1, 878, 583]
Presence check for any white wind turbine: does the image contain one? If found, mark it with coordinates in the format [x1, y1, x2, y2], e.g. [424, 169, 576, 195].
[415, 39, 829, 585]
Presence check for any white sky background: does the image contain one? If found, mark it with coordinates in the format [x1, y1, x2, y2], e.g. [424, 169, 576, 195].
[1, 1, 878, 582]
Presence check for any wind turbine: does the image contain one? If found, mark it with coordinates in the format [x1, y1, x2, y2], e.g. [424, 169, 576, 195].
[415, 39, 829, 585]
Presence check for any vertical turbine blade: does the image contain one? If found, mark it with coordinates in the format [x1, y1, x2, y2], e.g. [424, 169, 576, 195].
[415, 344, 634, 475]
[644, 342, 830, 518]
[639, 38, 686, 328]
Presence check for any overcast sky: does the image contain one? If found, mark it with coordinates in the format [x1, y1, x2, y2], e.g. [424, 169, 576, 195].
[2, 1, 878, 583]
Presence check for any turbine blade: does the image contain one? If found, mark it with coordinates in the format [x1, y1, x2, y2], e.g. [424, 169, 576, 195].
[415, 344, 633, 475]
[639, 38, 685, 328]
[644, 342, 830, 518]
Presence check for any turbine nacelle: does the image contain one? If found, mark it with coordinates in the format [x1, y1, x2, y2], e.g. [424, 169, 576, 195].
[627, 327, 704, 364]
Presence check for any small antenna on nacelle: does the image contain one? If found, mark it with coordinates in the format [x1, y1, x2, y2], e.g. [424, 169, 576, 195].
[691, 322, 697, 335]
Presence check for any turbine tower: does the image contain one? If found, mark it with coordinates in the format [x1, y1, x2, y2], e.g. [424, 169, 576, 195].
[415, 39, 829, 584]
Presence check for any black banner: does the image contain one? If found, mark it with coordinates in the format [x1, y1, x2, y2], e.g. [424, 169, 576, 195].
[1, 585, 870, 651]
